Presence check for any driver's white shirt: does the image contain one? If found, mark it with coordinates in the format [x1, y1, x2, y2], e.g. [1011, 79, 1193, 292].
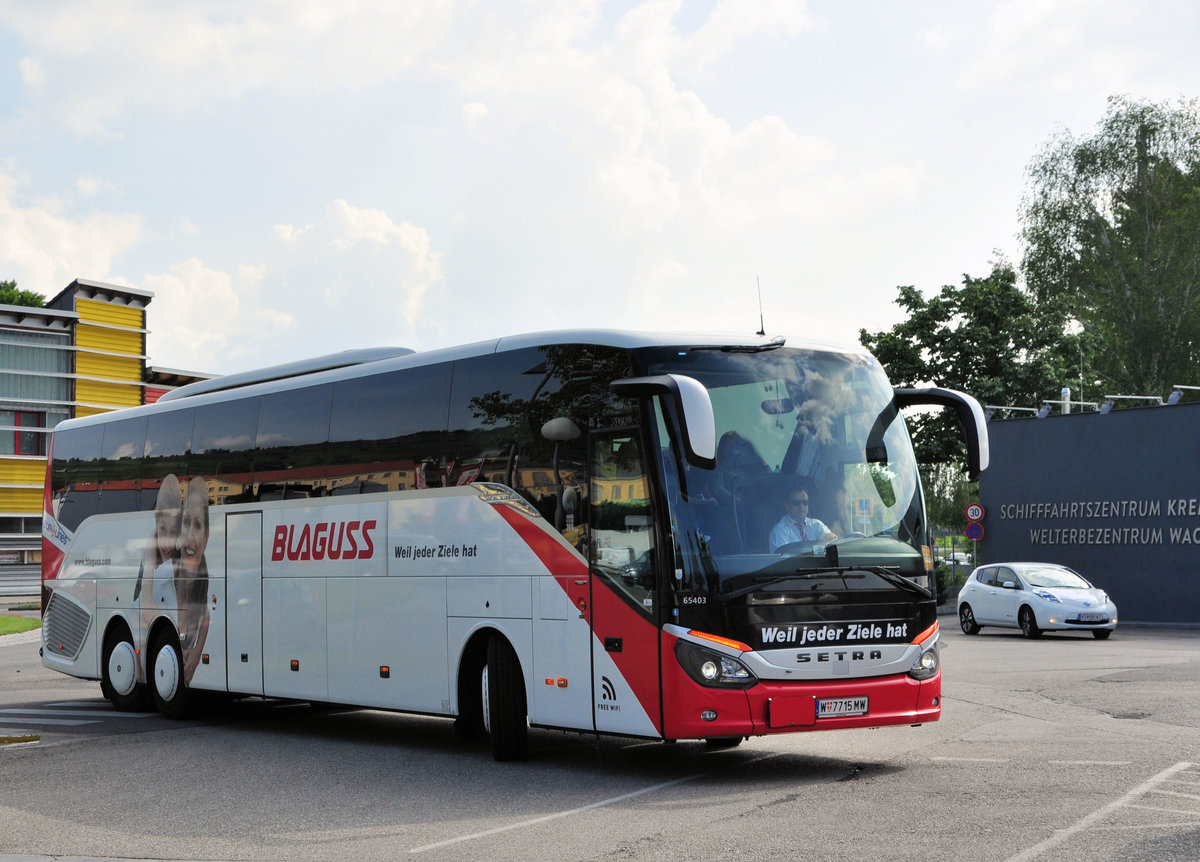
[769, 515, 831, 552]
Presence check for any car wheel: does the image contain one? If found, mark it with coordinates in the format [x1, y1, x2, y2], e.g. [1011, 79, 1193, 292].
[959, 604, 980, 635]
[1093, 629, 1112, 640]
[1019, 606, 1042, 639]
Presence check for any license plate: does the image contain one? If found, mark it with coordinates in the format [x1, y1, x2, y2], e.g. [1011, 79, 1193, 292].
[1077, 613, 1105, 622]
[817, 696, 868, 718]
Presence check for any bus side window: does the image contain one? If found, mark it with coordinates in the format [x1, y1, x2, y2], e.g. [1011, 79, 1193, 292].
[329, 364, 452, 495]
[143, 408, 194, 498]
[256, 384, 333, 499]
[589, 433, 655, 615]
[189, 398, 260, 504]
[97, 416, 147, 514]
[450, 348, 581, 534]
[50, 423, 105, 533]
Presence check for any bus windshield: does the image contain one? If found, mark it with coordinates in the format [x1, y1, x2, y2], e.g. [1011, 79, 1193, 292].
[635, 345, 925, 599]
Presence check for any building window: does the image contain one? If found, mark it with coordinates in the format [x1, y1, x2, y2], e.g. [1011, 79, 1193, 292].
[0, 410, 46, 456]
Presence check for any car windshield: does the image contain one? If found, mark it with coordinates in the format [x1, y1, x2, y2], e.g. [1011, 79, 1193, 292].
[635, 344, 925, 599]
[1023, 566, 1091, 589]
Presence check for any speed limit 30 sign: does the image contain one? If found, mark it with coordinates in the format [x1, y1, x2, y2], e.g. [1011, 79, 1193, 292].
[965, 503, 985, 522]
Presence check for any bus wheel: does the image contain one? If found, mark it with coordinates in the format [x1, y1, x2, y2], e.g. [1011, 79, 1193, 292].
[704, 736, 743, 749]
[453, 648, 486, 744]
[101, 627, 151, 712]
[150, 630, 192, 719]
[485, 635, 528, 762]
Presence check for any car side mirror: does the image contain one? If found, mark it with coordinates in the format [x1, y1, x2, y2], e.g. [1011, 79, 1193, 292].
[1001, 580, 1018, 590]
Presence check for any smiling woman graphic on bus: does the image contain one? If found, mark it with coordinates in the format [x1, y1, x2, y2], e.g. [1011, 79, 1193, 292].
[175, 478, 211, 684]
[134, 473, 183, 683]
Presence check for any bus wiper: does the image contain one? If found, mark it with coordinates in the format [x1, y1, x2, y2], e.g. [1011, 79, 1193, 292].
[716, 566, 931, 601]
[717, 569, 864, 601]
[861, 566, 932, 598]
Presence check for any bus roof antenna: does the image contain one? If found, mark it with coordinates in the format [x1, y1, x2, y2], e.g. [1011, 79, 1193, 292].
[756, 276, 766, 336]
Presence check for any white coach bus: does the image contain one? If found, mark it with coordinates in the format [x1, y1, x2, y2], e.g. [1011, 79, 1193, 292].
[40, 330, 987, 760]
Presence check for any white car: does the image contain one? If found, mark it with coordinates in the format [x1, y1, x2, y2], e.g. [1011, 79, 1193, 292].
[956, 562, 1118, 639]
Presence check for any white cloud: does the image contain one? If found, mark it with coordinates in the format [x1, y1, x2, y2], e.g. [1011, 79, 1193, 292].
[0, 171, 141, 295]
[0, 2, 461, 136]
[3, 0, 1197, 377]
[274, 199, 443, 327]
[17, 56, 44, 88]
[144, 259, 252, 369]
[74, 176, 108, 197]
[141, 198, 445, 373]
[461, 101, 489, 124]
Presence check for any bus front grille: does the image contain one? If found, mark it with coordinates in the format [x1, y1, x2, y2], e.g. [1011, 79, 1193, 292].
[44, 591, 92, 660]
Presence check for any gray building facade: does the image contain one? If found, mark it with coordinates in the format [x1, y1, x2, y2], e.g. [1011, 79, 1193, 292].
[978, 403, 1200, 625]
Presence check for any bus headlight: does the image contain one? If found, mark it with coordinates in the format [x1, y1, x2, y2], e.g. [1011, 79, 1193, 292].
[908, 647, 939, 681]
[675, 641, 756, 689]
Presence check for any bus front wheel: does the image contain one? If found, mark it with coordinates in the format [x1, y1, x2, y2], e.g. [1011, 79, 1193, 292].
[484, 635, 528, 762]
[453, 646, 486, 744]
[150, 630, 192, 720]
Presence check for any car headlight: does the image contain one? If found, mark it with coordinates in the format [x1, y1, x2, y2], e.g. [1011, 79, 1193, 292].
[1033, 589, 1061, 603]
[908, 646, 939, 681]
[675, 641, 757, 689]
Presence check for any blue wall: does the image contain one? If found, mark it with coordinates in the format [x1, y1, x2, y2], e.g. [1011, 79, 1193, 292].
[978, 403, 1200, 625]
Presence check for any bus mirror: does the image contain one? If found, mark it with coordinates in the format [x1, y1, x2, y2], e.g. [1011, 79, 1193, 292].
[893, 387, 990, 480]
[541, 417, 581, 442]
[610, 374, 717, 469]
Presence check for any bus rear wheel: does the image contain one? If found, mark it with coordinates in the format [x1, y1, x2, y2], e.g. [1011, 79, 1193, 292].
[101, 627, 151, 712]
[150, 630, 193, 720]
[484, 635, 528, 762]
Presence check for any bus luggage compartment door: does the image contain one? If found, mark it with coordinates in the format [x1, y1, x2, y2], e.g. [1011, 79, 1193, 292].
[226, 512, 264, 695]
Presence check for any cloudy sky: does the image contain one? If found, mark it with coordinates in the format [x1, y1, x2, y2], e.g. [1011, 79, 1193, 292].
[1, 1, 1197, 375]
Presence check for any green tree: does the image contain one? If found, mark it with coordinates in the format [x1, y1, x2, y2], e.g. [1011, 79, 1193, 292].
[0, 280, 45, 307]
[861, 262, 1082, 471]
[1021, 95, 1200, 397]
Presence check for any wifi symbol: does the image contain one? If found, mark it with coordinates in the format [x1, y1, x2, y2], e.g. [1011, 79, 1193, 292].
[600, 676, 616, 701]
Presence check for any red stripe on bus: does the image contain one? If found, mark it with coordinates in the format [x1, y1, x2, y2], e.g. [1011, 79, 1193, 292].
[492, 505, 588, 577]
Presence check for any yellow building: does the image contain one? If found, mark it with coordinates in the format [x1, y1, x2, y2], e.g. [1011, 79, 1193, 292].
[0, 279, 176, 585]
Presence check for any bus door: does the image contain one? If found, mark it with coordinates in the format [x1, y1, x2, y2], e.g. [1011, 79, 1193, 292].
[588, 432, 663, 737]
[225, 512, 264, 695]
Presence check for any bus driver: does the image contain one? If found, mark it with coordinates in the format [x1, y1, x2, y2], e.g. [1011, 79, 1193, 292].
[769, 488, 836, 553]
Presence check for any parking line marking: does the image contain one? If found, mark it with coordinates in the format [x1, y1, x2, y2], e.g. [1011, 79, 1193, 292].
[1004, 762, 1194, 862]
[1126, 802, 1200, 818]
[408, 752, 783, 854]
[49, 701, 112, 707]
[0, 708, 153, 719]
[1148, 789, 1200, 802]
[932, 757, 1008, 763]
